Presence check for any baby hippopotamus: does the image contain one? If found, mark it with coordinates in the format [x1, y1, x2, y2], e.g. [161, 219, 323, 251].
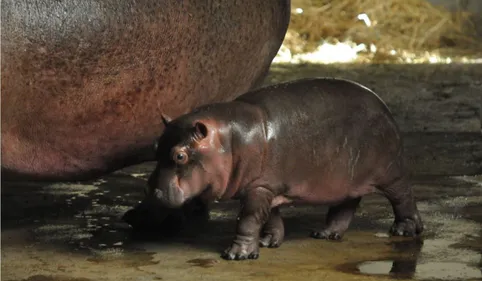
[148, 77, 424, 261]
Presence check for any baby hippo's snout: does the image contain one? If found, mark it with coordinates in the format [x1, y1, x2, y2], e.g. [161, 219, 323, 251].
[148, 170, 186, 209]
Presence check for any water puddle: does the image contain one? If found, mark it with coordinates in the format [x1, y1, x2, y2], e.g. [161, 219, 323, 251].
[9, 275, 93, 281]
[86, 250, 159, 267]
[187, 258, 219, 268]
[353, 260, 481, 280]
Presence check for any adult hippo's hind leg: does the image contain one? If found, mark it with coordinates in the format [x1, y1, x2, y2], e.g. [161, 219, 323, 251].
[311, 197, 361, 240]
[378, 176, 424, 237]
[259, 207, 284, 248]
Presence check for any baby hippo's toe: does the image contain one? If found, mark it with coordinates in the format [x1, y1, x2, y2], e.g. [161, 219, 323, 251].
[259, 207, 284, 248]
[310, 229, 343, 241]
[259, 232, 283, 248]
[221, 242, 260, 261]
[390, 218, 422, 237]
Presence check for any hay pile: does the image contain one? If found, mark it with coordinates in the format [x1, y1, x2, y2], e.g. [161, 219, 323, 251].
[285, 0, 481, 61]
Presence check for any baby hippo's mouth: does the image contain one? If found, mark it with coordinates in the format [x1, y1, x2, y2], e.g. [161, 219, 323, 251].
[199, 184, 215, 201]
[152, 179, 186, 208]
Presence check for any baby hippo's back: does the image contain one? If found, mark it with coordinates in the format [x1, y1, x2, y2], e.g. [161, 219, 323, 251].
[237, 78, 404, 203]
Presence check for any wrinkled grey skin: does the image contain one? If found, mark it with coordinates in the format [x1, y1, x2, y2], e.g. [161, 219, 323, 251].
[145, 78, 424, 261]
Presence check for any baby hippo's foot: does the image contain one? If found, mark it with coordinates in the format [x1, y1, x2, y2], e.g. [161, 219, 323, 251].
[310, 197, 361, 241]
[260, 232, 283, 248]
[222, 239, 260, 260]
[310, 229, 343, 241]
[380, 177, 424, 237]
[390, 217, 423, 237]
[259, 207, 284, 248]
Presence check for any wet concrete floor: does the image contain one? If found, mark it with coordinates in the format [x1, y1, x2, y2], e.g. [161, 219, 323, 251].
[2, 170, 482, 281]
[2, 63, 482, 280]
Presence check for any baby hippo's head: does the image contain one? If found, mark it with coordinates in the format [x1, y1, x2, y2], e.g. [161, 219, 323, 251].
[147, 115, 232, 208]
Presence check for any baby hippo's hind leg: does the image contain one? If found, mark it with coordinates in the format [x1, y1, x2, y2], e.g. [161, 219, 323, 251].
[311, 197, 361, 240]
[378, 176, 423, 237]
[259, 207, 284, 248]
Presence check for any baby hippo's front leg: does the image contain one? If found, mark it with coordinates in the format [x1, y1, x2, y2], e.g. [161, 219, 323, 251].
[221, 187, 274, 261]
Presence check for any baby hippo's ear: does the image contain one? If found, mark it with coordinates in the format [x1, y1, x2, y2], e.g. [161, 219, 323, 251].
[193, 122, 208, 141]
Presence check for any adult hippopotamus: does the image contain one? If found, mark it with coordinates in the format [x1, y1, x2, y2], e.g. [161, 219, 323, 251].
[1, 0, 290, 181]
[145, 77, 424, 260]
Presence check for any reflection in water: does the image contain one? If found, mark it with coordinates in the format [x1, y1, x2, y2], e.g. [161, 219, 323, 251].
[15, 275, 93, 281]
[187, 258, 219, 268]
[387, 238, 424, 278]
[341, 238, 482, 280]
[388, 259, 417, 278]
[357, 260, 482, 280]
[344, 238, 423, 279]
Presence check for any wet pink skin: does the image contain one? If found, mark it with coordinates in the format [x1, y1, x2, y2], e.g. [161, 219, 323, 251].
[148, 121, 235, 208]
[147, 78, 424, 261]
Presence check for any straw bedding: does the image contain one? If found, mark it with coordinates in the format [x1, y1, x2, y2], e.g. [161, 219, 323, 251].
[286, 0, 481, 57]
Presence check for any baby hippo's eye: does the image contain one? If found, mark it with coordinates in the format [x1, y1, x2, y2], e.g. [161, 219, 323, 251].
[173, 151, 188, 165]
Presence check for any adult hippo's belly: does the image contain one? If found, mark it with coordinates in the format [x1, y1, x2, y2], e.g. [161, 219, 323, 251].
[1, 0, 290, 181]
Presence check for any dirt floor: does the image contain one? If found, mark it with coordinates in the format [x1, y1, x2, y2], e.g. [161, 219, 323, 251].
[2, 63, 482, 281]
